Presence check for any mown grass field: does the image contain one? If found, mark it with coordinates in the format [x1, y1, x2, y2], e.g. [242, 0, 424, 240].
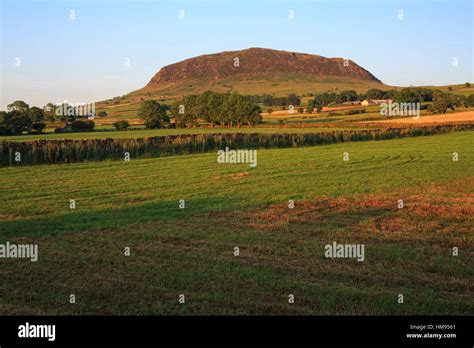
[0, 131, 473, 315]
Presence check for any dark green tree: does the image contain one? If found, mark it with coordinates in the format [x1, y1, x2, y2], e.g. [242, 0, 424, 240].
[138, 100, 169, 129]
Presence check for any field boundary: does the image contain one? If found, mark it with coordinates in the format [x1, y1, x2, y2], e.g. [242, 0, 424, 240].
[1, 124, 473, 166]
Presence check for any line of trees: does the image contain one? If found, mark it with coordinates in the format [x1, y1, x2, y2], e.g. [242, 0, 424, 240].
[0, 100, 99, 135]
[430, 92, 474, 114]
[0, 101, 47, 135]
[306, 87, 474, 113]
[168, 91, 262, 128]
[309, 90, 360, 110]
[259, 94, 301, 107]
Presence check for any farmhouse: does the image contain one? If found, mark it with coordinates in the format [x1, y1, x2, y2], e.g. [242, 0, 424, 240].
[361, 99, 393, 106]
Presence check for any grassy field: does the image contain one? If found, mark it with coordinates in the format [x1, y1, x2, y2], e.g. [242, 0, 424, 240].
[0, 131, 472, 315]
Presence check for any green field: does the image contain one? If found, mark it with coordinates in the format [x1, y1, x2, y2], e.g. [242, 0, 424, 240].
[1, 131, 472, 314]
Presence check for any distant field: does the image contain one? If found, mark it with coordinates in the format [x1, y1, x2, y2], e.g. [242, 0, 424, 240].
[1, 132, 472, 315]
[423, 83, 474, 96]
[368, 111, 474, 125]
[96, 82, 474, 120]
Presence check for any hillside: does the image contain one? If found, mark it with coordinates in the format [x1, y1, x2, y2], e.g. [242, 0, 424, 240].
[99, 48, 385, 109]
[147, 47, 380, 85]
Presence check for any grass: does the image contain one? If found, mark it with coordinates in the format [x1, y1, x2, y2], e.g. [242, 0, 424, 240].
[0, 131, 472, 315]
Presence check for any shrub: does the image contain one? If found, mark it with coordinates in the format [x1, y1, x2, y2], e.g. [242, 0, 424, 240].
[98, 111, 107, 117]
[297, 107, 304, 114]
[31, 122, 46, 133]
[345, 109, 359, 115]
[113, 120, 130, 131]
[70, 120, 95, 132]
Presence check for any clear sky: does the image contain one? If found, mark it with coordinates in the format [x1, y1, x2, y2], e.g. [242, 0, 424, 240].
[1, 0, 472, 109]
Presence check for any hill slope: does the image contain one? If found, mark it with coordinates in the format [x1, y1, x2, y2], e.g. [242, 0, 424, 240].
[122, 48, 383, 100]
[147, 47, 381, 86]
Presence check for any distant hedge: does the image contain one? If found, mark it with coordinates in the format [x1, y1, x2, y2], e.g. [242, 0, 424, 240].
[1, 124, 472, 166]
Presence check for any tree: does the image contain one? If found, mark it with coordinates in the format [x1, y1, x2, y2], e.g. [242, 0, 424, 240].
[70, 120, 95, 132]
[207, 92, 225, 126]
[431, 93, 450, 114]
[240, 97, 262, 126]
[27, 107, 45, 133]
[170, 100, 186, 128]
[466, 94, 474, 107]
[266, 108, 273, 115]
[28, 107, 45, 123]
[417, 88, 435, 102]
[465, 82, 471, 88]
[262, 94, 274, 106]
[43, 103, 58, 122]
[306, 99, 314, 114]
[0, 111, 10, 135]
[180, 95, 199, 127]
[2, 110, 32, 134]
[7, 100, 29, 113]
[98, 111, 107, 117]
[336, 90, 358, 103]
[396, 88, 421, 103]
[112, 120, 130, 131]
[366, 88, 385, 100]
[286, 94, 301, 107]
[221, 93, 241, 127]
[2, 100, 32, 134]
[32, 122, 46, 133]
[138, 100, 169, 129]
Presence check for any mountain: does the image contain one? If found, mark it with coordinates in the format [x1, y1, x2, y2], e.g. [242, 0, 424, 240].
[101, 48, 385, 108]
[147, 47, 381, 86]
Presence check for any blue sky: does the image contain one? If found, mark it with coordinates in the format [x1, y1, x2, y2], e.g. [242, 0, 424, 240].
[1, 0, 472, 109]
